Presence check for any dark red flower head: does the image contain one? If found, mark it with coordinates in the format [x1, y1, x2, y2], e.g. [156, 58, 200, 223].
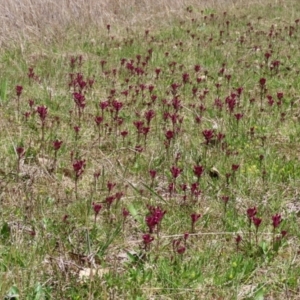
[170, 166, 182, 179]
[259, 78, 266, 87]
[193, 165, 204, 178]
[165, 130, 175, 140]
[272, 213, 282, 228]
[16, 85, 23, 97]
[107, 181, 116, 192]
[146, 206, 166, 233]
[36, 105, 48, 122]
[177, 246, 186, 255]
[53, 140, 63, 151]
[247, 207, 257, 219]
[122, 208, 130, 218]
[191, 213, 201, 224]
[149, 169, 157, 179]
[95, 116, 103, 125]
[73, 159, 86, 178]
[202, 129, 214, 144]
[92, 202, 102, 216]
[234, 113, 243, 121]
[232, 164, 240, 172]
[16, 146, 25, 158]
[252, 216, 262, 228]
[221, 196, 229, 204]
[142, 234, 154, 245]
[235, 234, 242, 244]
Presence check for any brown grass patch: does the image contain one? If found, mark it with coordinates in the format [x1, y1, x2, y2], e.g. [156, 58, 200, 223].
[0, 0, 291, 48]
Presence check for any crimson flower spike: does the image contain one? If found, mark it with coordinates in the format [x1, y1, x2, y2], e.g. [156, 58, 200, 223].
[107, 181, 116, 193]
[73, 159, 86, 179]
[16, 85, 23, 97]
[193, 165, 204, 180]
[252, 216, 262, 229]
[232, 164, 240, 172]
[72, 159, 86, 200]
[36, 105, 48, 144]
[272, 213, 282, 229]
[92, 202, 102, 223]
[36, 105, 48, 122]
[170, 166, 182, 179]
[149, 169, 157, 179]
[53, 140, 63, 151]
[145, 206, 166, 234]
[142, 234, 154, 251]
[190, 213, 201, 233]
[202, 129, 214, 145]
[235, 234, 242, 252]
[247, 207, 257, 219]
[16, 146, 25, 174]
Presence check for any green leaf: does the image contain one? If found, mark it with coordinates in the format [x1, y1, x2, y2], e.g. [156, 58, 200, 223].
[0, 79, 8, 104]
[142, 183, 167, 204]
[5, 285, 19, 300]
[33, 283, 46, 300]
[254, 287, 265, 300]
[97, 223, 122, 257]
[1, 222, 11, 241]
[127, 203, 143, 224]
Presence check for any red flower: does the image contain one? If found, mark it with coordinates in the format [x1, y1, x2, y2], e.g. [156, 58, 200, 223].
[73, 92, 85, 109]
[36, 105, 48, 122]
[92, 202, 102, 217]
[16, 85, 23, 97]
[259, 78, 266, 87]
[121, 130, 128, 138]
[53, 140, 63, 151]
[272, 214, 282, 228]
[182, 73, 190, 84]
[252, 216, 262, 228]
[234, 113, 243, 121]
[99, 101, 109, 110]
[177, 246, 186, 255]
[232, 164, 240, 172]
[94, 116, 103, 125]
[202, 129, 214, 144]
[28, 99, 34, 108]
[146, 206, 166, 233]
[194, 65, 201, 72]
[277, 92, 284, 100]
[235, 234, 242, 245]
[16, 147, 25, 158]
[221, 196, 229, 204]
[122, 208, 130, 218]
[107, 181, 116, 192]
[112, 100, 123, 112]
[191, 213, 201, 224]
[193, 165, 204, 178]
[142, 234, 154, 245]
[247, 207, 257, 219]
[170, 166, 182, 179]
[133, 120, 144, 133]
[144, 110, 155, 125]
[73, 159, 86, 178]
[149, 170, 157, 179]
[165, 130, 175, 140]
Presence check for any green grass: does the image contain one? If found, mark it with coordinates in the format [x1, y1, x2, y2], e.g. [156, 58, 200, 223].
[1, 1, 300, 299]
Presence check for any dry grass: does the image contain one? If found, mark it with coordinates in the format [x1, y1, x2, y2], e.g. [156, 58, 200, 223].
[0, 0, 290, 48]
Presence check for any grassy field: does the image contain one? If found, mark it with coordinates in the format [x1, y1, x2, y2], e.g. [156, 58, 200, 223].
[1, 0, 300, 299]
